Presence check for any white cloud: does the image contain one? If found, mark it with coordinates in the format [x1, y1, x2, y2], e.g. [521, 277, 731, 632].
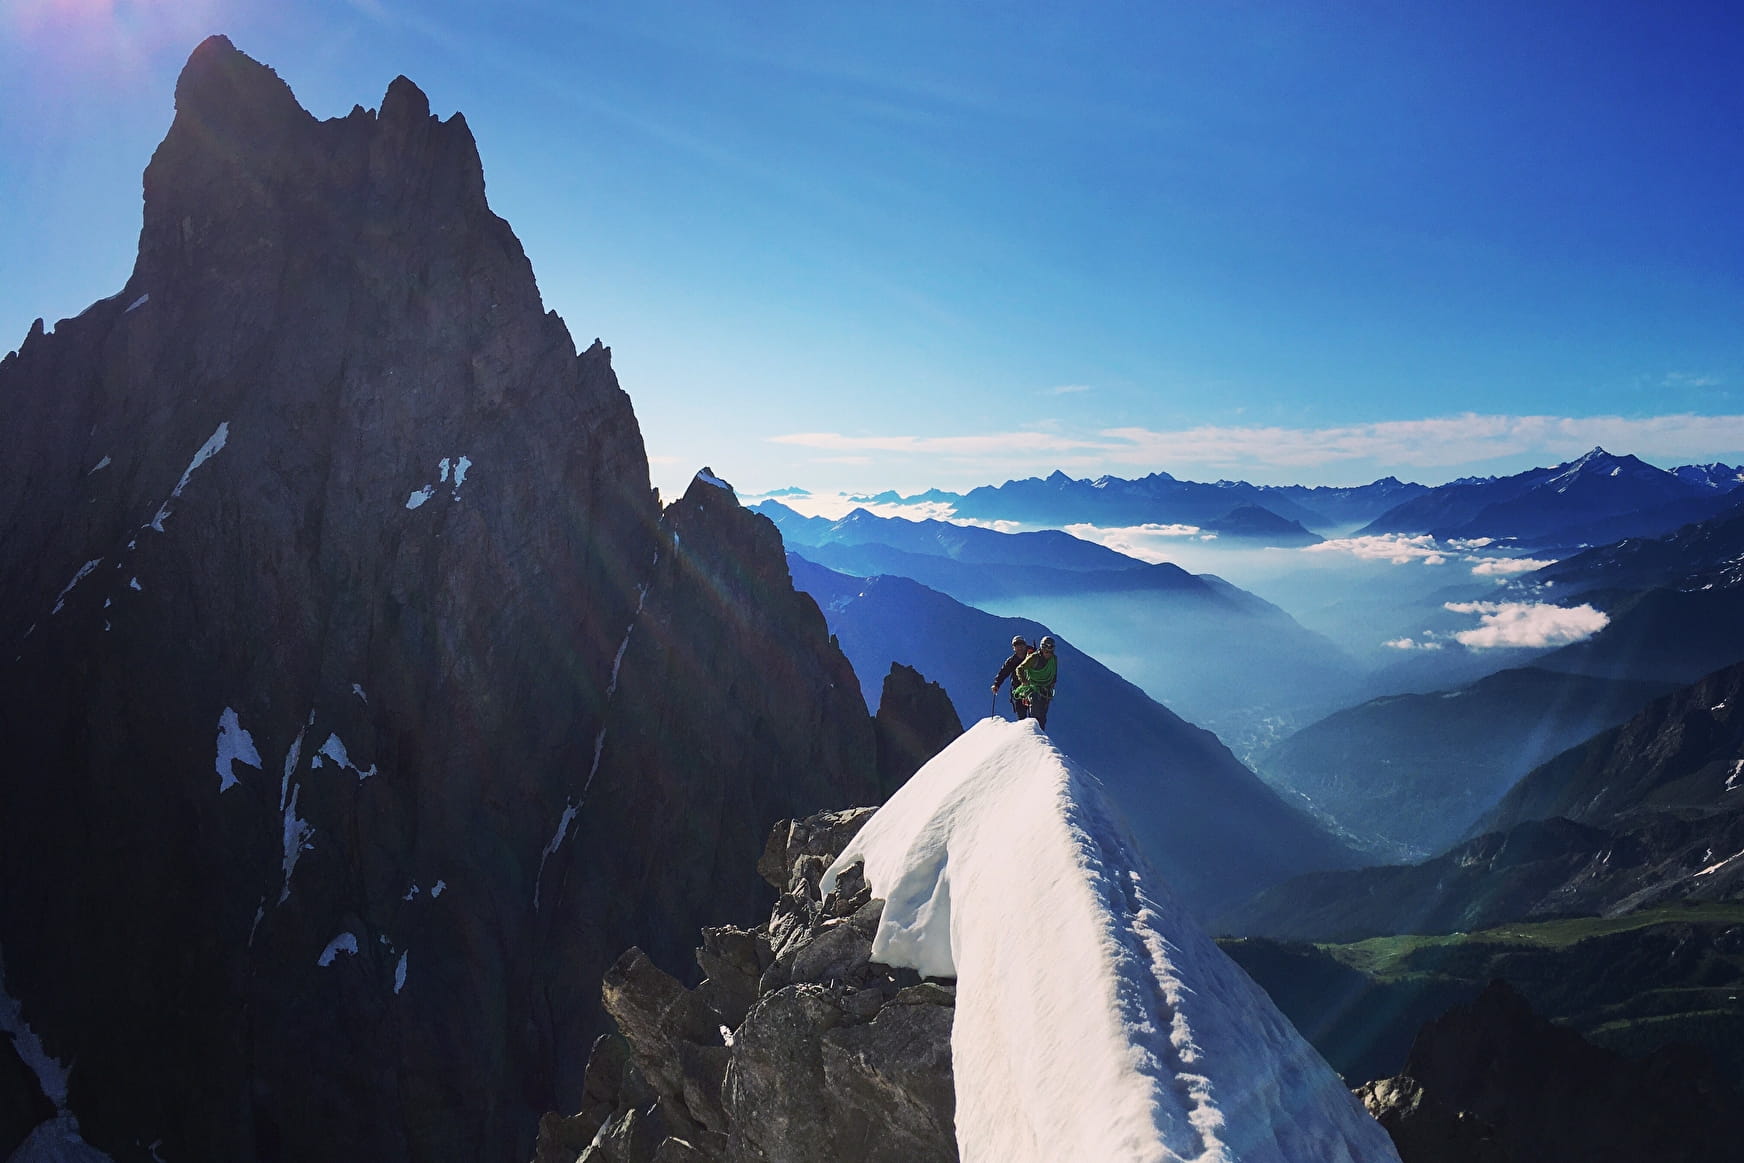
[1470, 556, 1555, 576]
[1661, 372, 1724, 390]
[1443, 601, 1608, 649]
[1047, 384, 1094, 395]
[1302, 533, 1556, 578]
[1383, 637, 1443, 651]
[1062, 522, 1209, 563]
[770, 493, 971, 522]
[1304, 533, 1449, 565]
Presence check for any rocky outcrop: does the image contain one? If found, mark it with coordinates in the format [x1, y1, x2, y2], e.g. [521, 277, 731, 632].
[1358, 981, 1744, 1163]
[0, 40, 883, 1161]
[872, 662, 962, 797]
[540, 809, 958, 1163]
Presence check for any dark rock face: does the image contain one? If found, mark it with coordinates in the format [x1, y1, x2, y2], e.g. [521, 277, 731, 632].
[872, 662, 962, 796]
[1358, 981, 1744, 1163]
[546, 810, 958, 1163]
[0, 39, 879, 1161]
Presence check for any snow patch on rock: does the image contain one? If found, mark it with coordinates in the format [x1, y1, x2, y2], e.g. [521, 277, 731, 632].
[823, 719, 1401, 1163]
[410, 454, 474, 508]
[317, 932, 360, 967]
[534, 800, 580, 912]
[1696, 848, 1744, 878]
[313, 732, 377, 781]
[149, 421, 229, 531]
[51, 558, 103, 615]
[278, 726, 314, 904]
[215, 707, 264, 792]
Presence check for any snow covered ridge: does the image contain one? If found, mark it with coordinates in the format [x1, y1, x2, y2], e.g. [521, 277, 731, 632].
[823, 719, 1400, 1163]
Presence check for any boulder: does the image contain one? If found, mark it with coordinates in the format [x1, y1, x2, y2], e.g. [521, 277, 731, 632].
[542, 809, 958, 1163]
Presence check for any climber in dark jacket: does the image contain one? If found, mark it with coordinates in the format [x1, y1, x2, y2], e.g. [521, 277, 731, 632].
[1015, 636, 1059, 729]
[991, 635, 1031, 718]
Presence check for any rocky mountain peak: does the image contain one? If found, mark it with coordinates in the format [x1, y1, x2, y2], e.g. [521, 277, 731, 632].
[0, 40, 886, 1161]
[381, 73, 433, 124]
[173, 34, 308, 134]
[138, 36, 494, 309]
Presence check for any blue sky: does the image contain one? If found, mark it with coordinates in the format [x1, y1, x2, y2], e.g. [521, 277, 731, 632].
[3, 0, 1741, 499]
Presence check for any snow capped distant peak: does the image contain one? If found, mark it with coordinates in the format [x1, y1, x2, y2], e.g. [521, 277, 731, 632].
[695, 467, 734, 492]
[823, 719, 1399, 1163]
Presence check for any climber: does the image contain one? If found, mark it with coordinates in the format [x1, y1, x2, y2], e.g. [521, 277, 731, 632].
[1014, 636, 1059, 730]
[991, 634, 1031, 719]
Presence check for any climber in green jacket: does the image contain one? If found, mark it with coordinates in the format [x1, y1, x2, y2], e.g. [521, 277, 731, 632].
[1014, 636, 1059, 730]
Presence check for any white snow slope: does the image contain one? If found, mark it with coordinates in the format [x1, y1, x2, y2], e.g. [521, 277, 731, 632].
[823, 718, 1400, 1163]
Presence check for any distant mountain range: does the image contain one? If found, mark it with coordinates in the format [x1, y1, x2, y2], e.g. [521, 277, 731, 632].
[758, 500, 1242, 602]
[785, 556, 1361, 914]
[797, 450, 1744, 549]
[1357, 447, 1744, 548]
[761, 501, 1364, 756]
[835, 470, 1421, 537]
